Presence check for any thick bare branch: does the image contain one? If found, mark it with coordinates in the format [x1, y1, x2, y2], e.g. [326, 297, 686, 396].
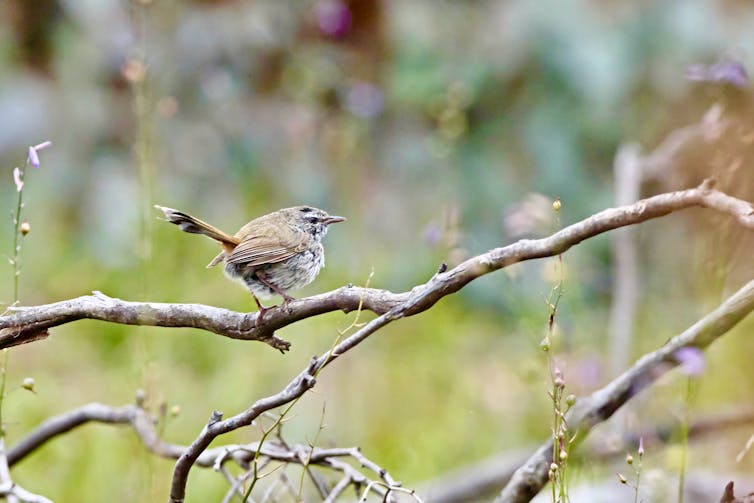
[496, 278, 754, 503]
[1, 181, 753, 354]
[0, 288, 404, 352]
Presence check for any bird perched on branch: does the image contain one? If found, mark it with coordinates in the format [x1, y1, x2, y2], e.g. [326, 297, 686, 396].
[155, 205, 345, 320]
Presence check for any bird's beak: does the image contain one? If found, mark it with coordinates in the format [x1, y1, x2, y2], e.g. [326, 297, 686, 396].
[324, 215, 346, 225]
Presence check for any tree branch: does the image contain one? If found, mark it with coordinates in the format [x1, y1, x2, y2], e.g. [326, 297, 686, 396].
[0, 288, 405, 353]
[419, 407, 754, 503]
[167, 181, 754, 502]
[496, 278, 754, 503]
[7, 401, 413, 501]
[2, 181, 753, 501]
[1, 180, 752, 355]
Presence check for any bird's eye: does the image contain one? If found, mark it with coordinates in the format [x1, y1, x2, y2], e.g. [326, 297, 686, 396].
[306, 215, 319, 223]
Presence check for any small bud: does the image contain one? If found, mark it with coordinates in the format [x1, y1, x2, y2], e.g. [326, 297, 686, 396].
[553, 371, 566, 389]
[549, 462, 558, 473]
[617, 473, 627, 484]
[170, 405, 181, 417]
[21, 377, 36, 393]
[135, 389, 147, 407]
[559, 448, 568, 461]
[12, 167, 23, 192]
[26, 141, 52, 168]
[20, 220, 30, 236]
[552, 198, 562, 212]
[540, 337, 550, 352]
[626, 453, 634, 465]
[638, 437, 645, 457]
[565, 394, 576, 406]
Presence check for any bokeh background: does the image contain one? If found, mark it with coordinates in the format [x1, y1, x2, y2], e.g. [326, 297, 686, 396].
[2, 0, 754, 501]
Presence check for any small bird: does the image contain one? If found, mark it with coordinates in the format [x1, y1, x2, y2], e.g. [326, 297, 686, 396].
[155, 205, 345, 319]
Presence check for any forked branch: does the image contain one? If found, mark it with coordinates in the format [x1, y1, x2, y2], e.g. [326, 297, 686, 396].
[1, 180, 754, 502]
[7, 402, 412, 502]
[166, 180, 754, 502]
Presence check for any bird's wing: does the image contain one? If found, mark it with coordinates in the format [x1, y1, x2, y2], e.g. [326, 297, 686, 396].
[226, 233, 308, 266]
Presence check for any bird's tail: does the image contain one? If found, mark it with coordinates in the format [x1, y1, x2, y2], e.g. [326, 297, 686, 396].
[154, 205, 240, 248]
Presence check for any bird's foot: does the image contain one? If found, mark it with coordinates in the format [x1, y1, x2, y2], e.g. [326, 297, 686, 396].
[281, 294, 296, 314]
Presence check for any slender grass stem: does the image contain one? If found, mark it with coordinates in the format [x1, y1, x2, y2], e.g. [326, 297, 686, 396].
[3, 161, 28, 437]
[677, 377, 693, 503]
[11, 185, 23, 303]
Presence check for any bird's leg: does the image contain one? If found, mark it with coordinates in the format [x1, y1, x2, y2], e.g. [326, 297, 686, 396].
[281, 293, 296, 305]
[251, 292, 269, 325]
[255, 272, 296, 311]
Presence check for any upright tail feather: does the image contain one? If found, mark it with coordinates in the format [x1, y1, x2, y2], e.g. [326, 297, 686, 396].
[154, 205, 239, 247]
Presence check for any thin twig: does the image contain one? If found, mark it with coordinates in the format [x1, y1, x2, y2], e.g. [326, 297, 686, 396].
[7, 400, 406, 502]
[324, 475, 352, 503]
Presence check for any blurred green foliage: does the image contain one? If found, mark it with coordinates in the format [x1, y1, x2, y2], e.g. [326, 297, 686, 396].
[0, 0, 753, 501]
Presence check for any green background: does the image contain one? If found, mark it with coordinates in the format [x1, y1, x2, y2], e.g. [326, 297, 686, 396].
[1, 1, 754, 501]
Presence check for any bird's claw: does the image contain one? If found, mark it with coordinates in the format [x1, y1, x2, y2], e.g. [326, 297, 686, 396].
[281, 295, 295, 314]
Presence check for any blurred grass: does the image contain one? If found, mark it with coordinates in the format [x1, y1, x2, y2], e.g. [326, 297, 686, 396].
[1, 0, 754, 500]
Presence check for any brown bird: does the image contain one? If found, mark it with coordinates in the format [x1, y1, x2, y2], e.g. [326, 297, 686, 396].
[155, 205, 345, 319]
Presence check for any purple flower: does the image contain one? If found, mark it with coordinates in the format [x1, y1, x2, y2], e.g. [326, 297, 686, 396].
[27, 141, 52, 168]
[27, 147, 39, 168]
[12, 167, 23, 192]
[674, 346, 706, 376]
[686, 59, 748, 87]
[315, 0, 352, 38]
